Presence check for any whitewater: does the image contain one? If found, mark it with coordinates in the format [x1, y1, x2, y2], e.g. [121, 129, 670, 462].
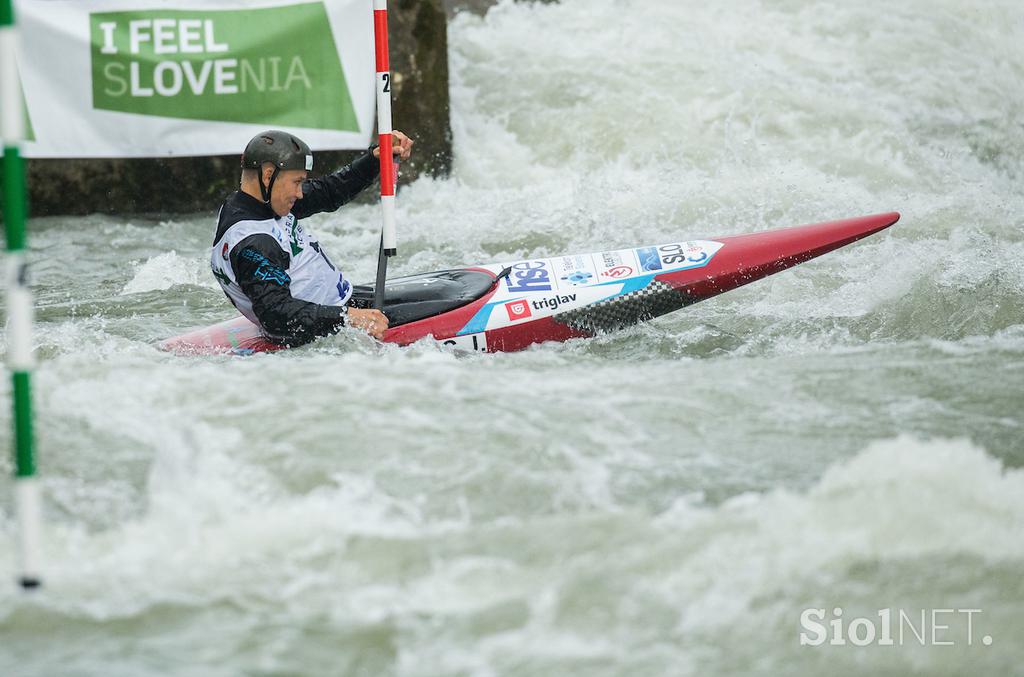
[1, 0, 1022, 674]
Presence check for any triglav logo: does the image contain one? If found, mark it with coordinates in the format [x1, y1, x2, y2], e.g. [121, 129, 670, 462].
[505, 300, 532, 321]
[800, 608, 993, 647]
[89, 3, 358, 130]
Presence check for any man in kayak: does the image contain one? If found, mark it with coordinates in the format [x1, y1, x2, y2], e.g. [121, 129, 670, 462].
[211, 129, 413, 345]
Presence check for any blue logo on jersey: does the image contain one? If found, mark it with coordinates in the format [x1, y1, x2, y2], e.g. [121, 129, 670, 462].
[240, 248, 290, 286]
[504, 261, 552, 293]
[337, 274, 351, 300]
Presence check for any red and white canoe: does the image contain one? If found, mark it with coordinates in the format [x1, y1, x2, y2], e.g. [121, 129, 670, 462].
[160, 212, 899, 355]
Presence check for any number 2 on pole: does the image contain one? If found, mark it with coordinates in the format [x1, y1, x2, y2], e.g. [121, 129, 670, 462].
[381, 73, 390, 93]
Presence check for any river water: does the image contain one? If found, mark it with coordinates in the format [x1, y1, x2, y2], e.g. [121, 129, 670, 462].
[2, 0, 1023, 675]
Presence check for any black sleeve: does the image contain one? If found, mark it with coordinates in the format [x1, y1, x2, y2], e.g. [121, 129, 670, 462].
[230, 234, 347, 346]
[292, 150, 381, 219]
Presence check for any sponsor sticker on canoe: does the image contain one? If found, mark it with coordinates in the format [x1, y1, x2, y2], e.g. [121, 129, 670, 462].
[531, 293, 577, 312]
[636, 246, 664, 271]
[459, 284, 623, 335]
[554, 254, 599, 289]
[602, 265, 632, 278]
[635, 241, 723, 272]
[490, 240, 723, 303]
[503, 261, 553, 294]
[505, 299, 532, 321]
[595, 249, 639, 280]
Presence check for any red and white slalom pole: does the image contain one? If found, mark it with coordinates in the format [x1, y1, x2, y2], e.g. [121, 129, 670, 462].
[372, 0, 396, 310]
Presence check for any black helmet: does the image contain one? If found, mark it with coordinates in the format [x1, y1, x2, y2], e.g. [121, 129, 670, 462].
[241, 130, 313, 205]
[242, 130, 313, 171]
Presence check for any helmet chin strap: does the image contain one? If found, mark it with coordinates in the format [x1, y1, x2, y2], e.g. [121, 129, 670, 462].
[259, 166, 281, 205]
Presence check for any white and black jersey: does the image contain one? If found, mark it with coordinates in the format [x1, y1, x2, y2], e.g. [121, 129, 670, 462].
[211, 151, 379, 345]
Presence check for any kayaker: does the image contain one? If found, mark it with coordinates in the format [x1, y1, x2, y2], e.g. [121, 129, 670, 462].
[211, 129, 413, 345]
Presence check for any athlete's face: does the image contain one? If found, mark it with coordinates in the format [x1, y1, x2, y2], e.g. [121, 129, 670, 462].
[264, 167, 307, 217]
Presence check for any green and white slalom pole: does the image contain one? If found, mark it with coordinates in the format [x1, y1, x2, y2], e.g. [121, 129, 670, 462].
[1, 0, 42, 590]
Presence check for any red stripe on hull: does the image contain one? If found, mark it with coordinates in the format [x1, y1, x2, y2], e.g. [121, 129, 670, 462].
[158, 316, 282, 355]
[657, 212, 899, 302]
[484, 319, 593, 352]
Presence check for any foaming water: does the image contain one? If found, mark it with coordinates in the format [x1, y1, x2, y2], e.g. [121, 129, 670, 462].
[1, 437, 1021, 675]
[2, 0, 1023, 674]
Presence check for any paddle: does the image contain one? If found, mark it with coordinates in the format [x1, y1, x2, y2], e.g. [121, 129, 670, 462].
[372, 0, 396, 310]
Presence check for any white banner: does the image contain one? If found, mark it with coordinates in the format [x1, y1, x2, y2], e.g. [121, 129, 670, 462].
[11, 0, 376, 158]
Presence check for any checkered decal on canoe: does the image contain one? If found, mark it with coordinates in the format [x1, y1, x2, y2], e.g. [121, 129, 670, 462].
[553, 280, 690, 335]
